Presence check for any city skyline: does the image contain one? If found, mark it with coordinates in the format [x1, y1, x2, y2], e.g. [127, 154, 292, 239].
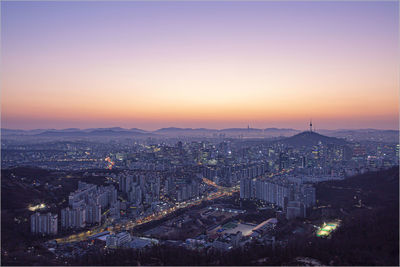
[2, 1, 399, 130]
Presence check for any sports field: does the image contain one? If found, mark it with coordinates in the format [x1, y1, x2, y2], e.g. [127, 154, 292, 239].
[316, 222, 339, 237]
[210, 221, 256, 236]
[222, 222, 237, 229]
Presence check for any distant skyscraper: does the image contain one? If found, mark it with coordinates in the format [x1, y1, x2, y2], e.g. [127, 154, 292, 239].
[279, 153, 289, 170]
[302, 185, 316, 208]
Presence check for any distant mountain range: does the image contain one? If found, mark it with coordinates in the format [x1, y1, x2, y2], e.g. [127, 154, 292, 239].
[1, 127, 299, 136]
[36, 129, 151, 137]
[1, 127, 151, 137]
[1, 127, 398, 142]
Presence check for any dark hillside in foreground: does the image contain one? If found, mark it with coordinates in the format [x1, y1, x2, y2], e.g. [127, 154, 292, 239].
[310, 167, 399, 265]
[1, 167, 398, 266]
[1, 167, 111, 266]
[316, 166, 398, 209]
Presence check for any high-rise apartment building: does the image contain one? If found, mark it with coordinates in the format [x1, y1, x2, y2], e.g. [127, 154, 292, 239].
[30, 212, 58, 235]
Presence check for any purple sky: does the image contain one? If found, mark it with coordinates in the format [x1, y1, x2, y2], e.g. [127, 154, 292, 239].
[2, 1, 399, 130]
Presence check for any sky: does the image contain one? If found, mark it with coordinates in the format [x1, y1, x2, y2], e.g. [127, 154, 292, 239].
[1, 1, 399, 130]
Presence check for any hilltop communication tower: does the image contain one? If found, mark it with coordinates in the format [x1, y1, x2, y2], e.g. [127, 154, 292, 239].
[309, 120, 313, 133]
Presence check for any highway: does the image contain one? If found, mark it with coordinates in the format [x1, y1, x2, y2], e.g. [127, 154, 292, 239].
[54, 182, 238, 244]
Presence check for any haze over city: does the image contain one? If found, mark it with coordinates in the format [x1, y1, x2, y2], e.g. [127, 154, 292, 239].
[2, 1, 399, 130]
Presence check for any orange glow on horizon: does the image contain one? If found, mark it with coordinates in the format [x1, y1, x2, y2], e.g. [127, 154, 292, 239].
[1, 1, 398, 130]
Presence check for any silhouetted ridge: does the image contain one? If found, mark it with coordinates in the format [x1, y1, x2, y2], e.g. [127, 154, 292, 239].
[277, 131, 348, 146]
[36, 129, 150, 137]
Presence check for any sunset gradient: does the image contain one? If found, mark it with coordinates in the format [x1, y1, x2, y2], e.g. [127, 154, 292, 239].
[1, 1, 399, 130]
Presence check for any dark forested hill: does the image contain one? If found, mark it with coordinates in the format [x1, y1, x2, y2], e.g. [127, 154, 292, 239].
[276, 131, 348, 147]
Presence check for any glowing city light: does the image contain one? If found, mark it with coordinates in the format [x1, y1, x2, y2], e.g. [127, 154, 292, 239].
[28, 203, 46, 211]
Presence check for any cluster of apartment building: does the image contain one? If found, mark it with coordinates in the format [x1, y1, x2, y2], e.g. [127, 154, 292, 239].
[118, 173, 161, 206]
[175, 179, 200, 202]
[203, 163, 268, 186]
[240, 176, 316, 219]
[60, 181, 117, 229]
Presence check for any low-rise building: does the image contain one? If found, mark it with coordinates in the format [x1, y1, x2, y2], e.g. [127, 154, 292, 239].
[106, 232, 132, 248]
